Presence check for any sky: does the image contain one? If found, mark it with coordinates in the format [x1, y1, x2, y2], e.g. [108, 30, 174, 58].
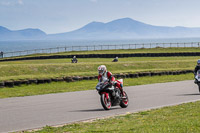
[1, 0, 200, 34]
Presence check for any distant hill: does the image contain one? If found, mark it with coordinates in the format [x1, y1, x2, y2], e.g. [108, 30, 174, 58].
[0, 26, 47, 41]
[1, 18, 200, 41]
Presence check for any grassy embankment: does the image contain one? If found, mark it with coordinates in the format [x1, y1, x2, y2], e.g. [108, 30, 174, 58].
[0, 47, 199, 81]
[0, 56, 197, 81]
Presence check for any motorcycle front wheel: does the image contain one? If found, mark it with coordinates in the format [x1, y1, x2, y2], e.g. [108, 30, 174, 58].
[100, 93, 111, 110]
[120, 91, 129, 108]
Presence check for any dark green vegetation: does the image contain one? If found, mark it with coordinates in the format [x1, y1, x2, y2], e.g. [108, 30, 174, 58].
[27, 101, 200, 133]
[0, 73, 193, 98]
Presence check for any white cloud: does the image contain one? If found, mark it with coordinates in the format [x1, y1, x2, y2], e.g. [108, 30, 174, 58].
[18, 0, 24, 5]
[90, 0, 97, 2]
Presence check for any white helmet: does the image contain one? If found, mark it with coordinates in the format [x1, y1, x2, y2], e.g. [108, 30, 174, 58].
[98, 65, 107, 75]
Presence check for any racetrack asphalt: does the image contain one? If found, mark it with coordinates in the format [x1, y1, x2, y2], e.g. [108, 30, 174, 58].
[0, 80, 200, 133]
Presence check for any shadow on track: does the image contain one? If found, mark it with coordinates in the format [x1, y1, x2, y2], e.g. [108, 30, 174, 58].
[177, 93, 200, 96]
[70, 107, 120, 112]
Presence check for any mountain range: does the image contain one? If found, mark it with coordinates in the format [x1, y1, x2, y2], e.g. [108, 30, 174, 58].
[1, 18, 200, 41]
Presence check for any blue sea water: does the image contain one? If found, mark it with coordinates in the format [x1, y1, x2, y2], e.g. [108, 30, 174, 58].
[0, 38, 200, 57]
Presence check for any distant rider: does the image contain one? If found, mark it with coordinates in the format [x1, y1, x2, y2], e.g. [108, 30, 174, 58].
[71, 56, 78, 63]
[97, 65, 125, 98]
[112, 57, 118, 62]
[194, 60, 200, 83]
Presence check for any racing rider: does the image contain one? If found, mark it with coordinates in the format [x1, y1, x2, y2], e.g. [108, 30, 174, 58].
[97, 65, 125, 98]
[194, 59, 200, 83]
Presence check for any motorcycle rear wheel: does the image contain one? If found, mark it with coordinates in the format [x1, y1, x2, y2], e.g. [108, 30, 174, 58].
[120, 91, 129, 108]
[100, 93, 111, 110]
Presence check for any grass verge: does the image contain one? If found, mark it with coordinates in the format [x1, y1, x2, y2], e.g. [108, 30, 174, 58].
[0, 73, 193, 98]
[30, 101, 200, 133]
[0, 56, 197, 81]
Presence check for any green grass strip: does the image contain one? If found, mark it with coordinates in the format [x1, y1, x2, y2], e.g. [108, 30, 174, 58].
[0, 73, 193, 98]
[31, 101, 200, 133]
[0, 56, 197, 81]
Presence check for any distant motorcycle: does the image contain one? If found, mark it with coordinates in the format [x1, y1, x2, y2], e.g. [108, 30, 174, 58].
[96, 79, 128, 110]
[195, 70, 200, 92]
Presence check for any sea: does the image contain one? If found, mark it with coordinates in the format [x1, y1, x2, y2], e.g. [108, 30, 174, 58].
[0, 38, 200, 57]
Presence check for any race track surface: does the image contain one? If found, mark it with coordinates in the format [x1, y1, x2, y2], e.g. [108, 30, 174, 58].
[0, 80, 200, 133]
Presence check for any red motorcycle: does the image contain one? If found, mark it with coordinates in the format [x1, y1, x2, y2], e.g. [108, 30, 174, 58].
[96, 79, 129, 110]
